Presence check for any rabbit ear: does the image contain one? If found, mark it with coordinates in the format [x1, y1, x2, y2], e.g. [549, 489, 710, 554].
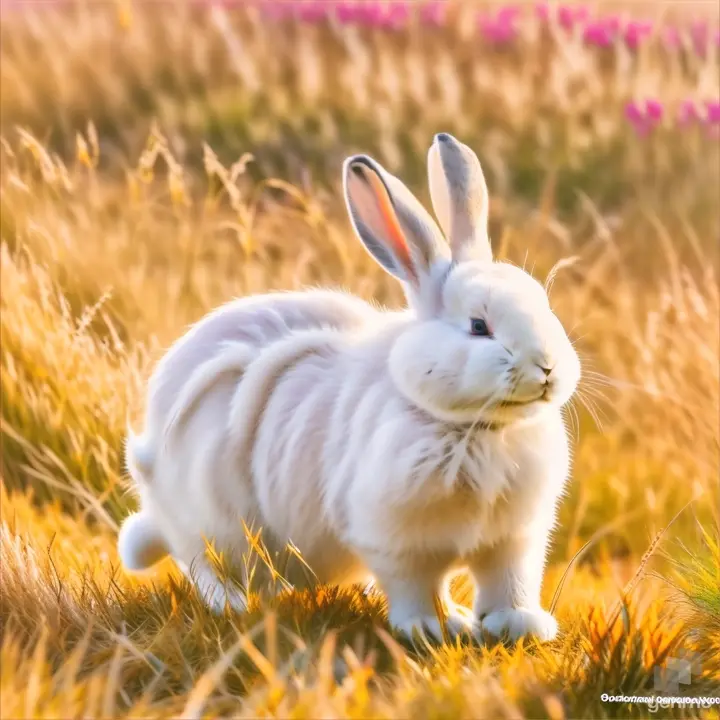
[427, 132, 492, 263]
[343, 155, 449, 288]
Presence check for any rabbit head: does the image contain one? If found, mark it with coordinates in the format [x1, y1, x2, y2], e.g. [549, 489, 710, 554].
[343, 132, 581, 427]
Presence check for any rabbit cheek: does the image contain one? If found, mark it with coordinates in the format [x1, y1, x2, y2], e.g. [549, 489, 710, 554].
[550, 352, 581, 406]
[462, 343, 508, 395]
[389, 325, 473, 413]
[388, 322, 452, 400]
[389, 338, 444, 402]
[389, 329, 504, 424]
[541, 338, 581, 407]
[543, 317, 582, 403]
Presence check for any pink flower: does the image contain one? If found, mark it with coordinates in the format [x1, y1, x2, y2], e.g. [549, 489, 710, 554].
[623, 19, 653, 50]
[663, 26, 682, 48]
[677, 100, 699, 127]
[625, 100, 663, 137]
[539, 2, 594, 30]
[557, 5, 575, 30]
[384, 2, 410, 29]
[573, 5, 590, 23]
[645, 99, 664, 123]
[334, 2, 358, 24]
[668, 100, 720, 133]
[583, 21, 613, 47]
[419, 1, 445, 26]
[706, 101, 720, 125]
[690, 20, 709, 52]
[478, 9, 518, 45]
[478, 18, 515, 44]
[496, 5, 521, 23]
[260, 1, 294, 22]
[535, 3, 550, 21]
[298, 1, 327, 23]
[357, 2, 385, 27]
[625, 101, 645, 124]
[555, 4, 590, 31]
[603, 15, 622, 34]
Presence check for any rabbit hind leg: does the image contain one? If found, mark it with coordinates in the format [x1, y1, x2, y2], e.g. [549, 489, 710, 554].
[176, 553, 247, 614]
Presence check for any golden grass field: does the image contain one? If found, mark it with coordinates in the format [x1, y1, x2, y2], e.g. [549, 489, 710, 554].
[0, 2, 719, 717]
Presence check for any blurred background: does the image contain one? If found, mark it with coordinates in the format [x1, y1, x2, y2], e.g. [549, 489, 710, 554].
[1, 2, 719, 718]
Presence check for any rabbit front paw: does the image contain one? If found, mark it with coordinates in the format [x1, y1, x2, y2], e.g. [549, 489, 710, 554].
[392, 614, 444, 640]
[445, 610, 478, 639]
[481, 607, 558, 642]
[392, 611, 476, 641]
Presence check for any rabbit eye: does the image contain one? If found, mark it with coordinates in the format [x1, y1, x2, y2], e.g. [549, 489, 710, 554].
[469, 318, 491, 337]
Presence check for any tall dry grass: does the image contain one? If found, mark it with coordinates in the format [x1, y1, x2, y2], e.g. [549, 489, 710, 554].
[0, 2, 718, 718]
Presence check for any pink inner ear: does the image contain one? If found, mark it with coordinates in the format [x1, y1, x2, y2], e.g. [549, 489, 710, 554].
[350, 163, 418, 284]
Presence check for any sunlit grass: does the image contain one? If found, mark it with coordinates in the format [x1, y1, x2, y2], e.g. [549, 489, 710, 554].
[0, 2, 718, 718]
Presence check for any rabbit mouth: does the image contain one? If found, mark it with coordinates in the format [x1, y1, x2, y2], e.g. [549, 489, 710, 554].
[444, 388, 550, 417]
[499, 390, 549, 407]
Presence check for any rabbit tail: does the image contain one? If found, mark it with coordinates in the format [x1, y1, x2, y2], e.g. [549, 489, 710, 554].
[119, 428, 168, 570]
[117, 510, 168, 571]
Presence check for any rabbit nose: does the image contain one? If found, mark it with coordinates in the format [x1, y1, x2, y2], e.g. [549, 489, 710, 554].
[521, 362, 554, 389]
[532, 354, 554, 379]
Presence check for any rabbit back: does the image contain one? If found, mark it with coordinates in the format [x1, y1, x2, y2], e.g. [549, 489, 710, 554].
[145, 290, 379, 438]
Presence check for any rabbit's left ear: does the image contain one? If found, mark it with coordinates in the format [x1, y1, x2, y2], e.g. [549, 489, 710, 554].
[427, 133, 492, 264]
[343, 155, 450, 289]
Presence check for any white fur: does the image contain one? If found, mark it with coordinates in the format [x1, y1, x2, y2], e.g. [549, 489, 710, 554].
[119, 134, 581, 641]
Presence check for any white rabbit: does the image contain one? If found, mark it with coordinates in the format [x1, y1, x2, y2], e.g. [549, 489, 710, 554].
[118, 133, 581, 642]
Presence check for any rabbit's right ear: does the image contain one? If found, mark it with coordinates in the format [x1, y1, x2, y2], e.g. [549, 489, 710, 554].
[427, 133, 492, 264]
[343, 155, 449, 289]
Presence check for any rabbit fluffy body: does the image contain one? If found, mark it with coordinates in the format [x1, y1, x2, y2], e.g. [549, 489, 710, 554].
[118, 133, 581, 641]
